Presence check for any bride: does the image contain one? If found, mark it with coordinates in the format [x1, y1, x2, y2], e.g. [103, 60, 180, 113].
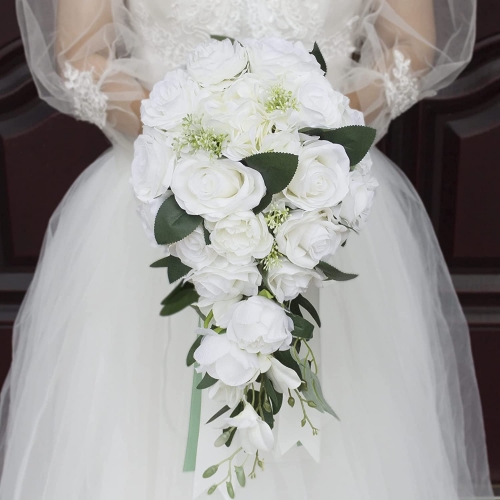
[0, 0, 493, 499]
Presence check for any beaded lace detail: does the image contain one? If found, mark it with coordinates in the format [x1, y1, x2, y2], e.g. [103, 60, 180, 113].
[384, 49, 420, 119]
[63, 63, 108, 128]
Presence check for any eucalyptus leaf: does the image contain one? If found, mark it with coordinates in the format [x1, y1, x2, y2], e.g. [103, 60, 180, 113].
[287, 312, 314, 340]
[292, 294, 321, 327]
[310, 41, 327, 73]
[242, 152, 299, 194]
[299, 125, 376, 167]
[206, 405, 231, 424]
[186, 335, 203, 367]
[316, 261, 358, 282]
[197, 373, 218, 390]
[154, 195, 203, 245]
[302, 363, 340, 421]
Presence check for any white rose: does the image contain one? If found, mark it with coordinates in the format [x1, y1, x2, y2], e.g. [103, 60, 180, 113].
[275, 208, 346, 269]
[266, 357, 302, 393]
[171, 154, 266, 222]
[267, 259, 323, 303]
[190, 258, 262, 312]
[187, 39, 248, 89]
[208, 381, 245, 409]
[220, 296, 293, 355]
[284, 140, 350, 211]
[244, 38, 321, 77]
[225, 402, 275, 454]
[194, 330, 261, 386]
[260, 130, 302, 155]
[136, 192, 171, 247]
[170, 226, 217, 270]
[131, 127, 175, 203]
[140, 69, 206, 129]
[208, 211, 273, 264]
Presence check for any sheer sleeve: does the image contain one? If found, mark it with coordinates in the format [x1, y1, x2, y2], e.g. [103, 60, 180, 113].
[16, 0, 155, 142]
[325, 0, 476, 139]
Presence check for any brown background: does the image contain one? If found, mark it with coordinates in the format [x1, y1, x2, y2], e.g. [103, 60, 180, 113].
[0, 0, 499, 492]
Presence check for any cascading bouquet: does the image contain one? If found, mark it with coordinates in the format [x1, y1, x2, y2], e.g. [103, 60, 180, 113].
[131, 37, 377, 497]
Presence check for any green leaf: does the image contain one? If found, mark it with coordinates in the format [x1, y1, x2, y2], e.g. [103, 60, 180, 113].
[150, 257, 170, 268]
[316, 261, 358, 282]
[262, 375, 282, 415]
[252, 191, 273, 215]
[225, 427, 237, 447]
[154, 196, 203, 245]
[242, 152, 299, 194]
[203, 225, 211, 245]
[186, 335, 203, 367]
[203, 465, 219, 479]
[299, 125, 376, 167]
[210, 34, 236, 43]
[273, 350, 302, 381]
[160, 282, 199, 316]
[230, 402, 244, 418]
[235, 466, 246, 487]
[292, 294, 321, 327]
[197, 373, 218, 390]
[287, 312, 314, 340]
[206, 405, 231, 424]
[262, 405, 275, 429]
[190, 305, 207, 322]
[154, 255, 192, 283]
[310, 41, 327, 73]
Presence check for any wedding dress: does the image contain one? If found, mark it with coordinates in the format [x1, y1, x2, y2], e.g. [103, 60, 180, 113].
[0, 0, 493, 499]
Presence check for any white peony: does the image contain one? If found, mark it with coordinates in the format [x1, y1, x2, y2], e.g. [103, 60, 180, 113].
[170, 226, 217, 270]
[131, 127, 175, 203]
[266, 259, 323, 303]
[171, 154, 266, 222]
[208, 211, 274, 265]
[208, 380, 245, 409]
[194, 330, 261, 387]
[265, 356, 302, 393]
[219, 296, 294, 355]
[140, 69, 206, 129]
[275, 208, 346, 269]
[136, 192, 171, 247]
[225, 402, 275, 454]
[186, 39, 248, 90]
[190, 258, 262, 316]
[244, 38, 321, 77]
[284, 140, 350, 211]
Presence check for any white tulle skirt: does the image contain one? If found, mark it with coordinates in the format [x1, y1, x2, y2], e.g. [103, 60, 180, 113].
[0, 146, 493, 500]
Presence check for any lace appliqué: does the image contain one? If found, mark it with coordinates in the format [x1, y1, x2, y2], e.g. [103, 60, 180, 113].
[384, 50, 420, 119]
[63, 63, 108, 129]
[317, 16, 359, 60]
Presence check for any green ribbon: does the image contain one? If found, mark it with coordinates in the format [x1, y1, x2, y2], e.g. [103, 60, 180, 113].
[183, 367, 203, 472]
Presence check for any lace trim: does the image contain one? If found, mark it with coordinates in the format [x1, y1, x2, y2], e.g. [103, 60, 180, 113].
[317, 16, 359, 60]
[383, 49, 420, 119]
[63, 63, 108, 128]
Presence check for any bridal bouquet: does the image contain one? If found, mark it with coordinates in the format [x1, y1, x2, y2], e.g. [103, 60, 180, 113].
[132, 37, 377, 497]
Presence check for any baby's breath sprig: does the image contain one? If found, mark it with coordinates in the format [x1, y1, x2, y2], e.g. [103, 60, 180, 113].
[265, 84, 299, 113]
[264, 205, 290, 234]
[261, 241, 282, 271]
[174, 114, 228, 158]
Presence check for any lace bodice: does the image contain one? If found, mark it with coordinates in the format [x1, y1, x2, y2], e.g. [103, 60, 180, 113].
[17, 0, 476, 142]
[129, 0, 361, 74]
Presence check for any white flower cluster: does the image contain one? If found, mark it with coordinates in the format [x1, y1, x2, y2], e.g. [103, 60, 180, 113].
[131, 37, 378, 493]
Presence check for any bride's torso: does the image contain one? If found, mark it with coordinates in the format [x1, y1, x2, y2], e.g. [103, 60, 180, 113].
[127, 0, 364, 85]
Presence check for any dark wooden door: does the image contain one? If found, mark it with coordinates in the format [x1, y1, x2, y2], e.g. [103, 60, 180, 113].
[0, 0, 499, 492]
